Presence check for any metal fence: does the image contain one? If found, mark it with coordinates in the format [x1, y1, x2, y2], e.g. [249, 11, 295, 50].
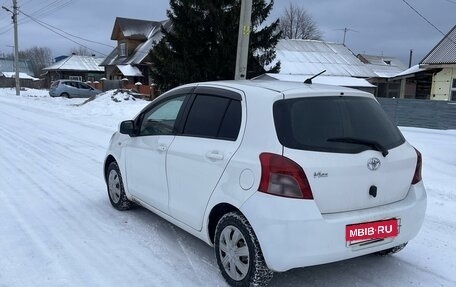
[378, 98, 456, 130]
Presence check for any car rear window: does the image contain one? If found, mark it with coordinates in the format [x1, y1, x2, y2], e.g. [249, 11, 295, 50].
[273, 96, 405, 154]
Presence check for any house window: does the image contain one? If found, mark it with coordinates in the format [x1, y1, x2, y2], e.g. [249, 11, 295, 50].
[118, 42, 127, 57]
[451, 79, 456, 101]
[69, 76, 82, 81]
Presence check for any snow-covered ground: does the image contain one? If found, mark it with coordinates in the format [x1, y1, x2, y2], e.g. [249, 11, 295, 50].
[0, 88, 455, 286]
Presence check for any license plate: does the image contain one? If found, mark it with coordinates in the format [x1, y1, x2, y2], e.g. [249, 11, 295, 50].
[346, 218, 399, 242]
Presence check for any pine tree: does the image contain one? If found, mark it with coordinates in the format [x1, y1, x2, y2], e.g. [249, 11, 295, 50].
[150, 0, 280, 91]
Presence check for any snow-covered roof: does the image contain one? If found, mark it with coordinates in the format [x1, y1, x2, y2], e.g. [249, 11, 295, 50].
[43, 55, 105, 72]
[111, 17, 165, 40]
[393, 64, 427, 78]
[1, 72, 38, 80]
[357, 54, 407, 78]
[116, 65, 143, 77]
[274, 39, 376, 78]
[421, 25, 456, 65]
[0, 58, 34, 75]
[254, 73, 375, 88]
[101, 19, 170, 67]
[358, 54, 407, 68]
[366, 64, 407, 78]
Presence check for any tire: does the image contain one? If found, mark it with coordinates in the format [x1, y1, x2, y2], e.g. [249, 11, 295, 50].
[106, 161, 132, 211]
[61, 92, 70, 98]
[215, 212, 273, 287]
[375, 242, 408, 256]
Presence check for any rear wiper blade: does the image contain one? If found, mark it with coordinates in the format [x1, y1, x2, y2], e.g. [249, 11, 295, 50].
[327, 137, 389, 157]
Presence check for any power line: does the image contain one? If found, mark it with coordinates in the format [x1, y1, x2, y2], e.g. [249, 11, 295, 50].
[443, 0, 456, 4]
[18, 9, 109, 56]
[19, 8, 113, 48]
[1, 0, 72, 36]
[401, 0, 449, 37]
[29, 0, 72, 19]
[401, 0, 456, 46]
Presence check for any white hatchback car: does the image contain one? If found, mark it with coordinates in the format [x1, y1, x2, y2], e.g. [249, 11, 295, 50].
[104, 80, 426, 286]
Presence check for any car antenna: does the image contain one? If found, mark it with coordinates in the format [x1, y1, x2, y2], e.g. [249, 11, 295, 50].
[304, 70, 326, 84]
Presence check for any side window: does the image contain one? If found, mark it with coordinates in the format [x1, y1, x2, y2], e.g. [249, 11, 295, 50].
[64, 81, 76, 88]
[218, 100, 242, 140]
[139, 96, 186, 136]
[183, 94, 242, 141]
[78, 83, 91, 89]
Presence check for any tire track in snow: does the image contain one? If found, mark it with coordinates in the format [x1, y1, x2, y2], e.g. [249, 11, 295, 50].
[0, 100, 220, 286]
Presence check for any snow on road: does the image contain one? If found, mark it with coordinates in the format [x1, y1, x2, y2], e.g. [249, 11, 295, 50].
[0, 88, 455, 287]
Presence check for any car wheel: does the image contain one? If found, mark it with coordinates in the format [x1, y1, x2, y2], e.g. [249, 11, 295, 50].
[61, 92, 70, 98]
[215, 212, 273, 287]
[375, 242, 408, 256]
[106, 161, 132, 211]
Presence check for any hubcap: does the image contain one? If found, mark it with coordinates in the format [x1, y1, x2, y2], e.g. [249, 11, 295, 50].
[219, 225, 250, 281]
[108, 169, 121, 204]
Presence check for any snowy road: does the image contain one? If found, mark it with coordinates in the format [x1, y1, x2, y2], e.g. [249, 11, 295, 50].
[0, 90, 455, 286]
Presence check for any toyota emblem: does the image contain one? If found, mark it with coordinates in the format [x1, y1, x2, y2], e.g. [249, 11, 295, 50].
[367, 158, 381, 171]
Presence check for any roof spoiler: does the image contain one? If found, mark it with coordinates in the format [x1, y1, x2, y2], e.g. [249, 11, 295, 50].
[304, 70, 326, 84]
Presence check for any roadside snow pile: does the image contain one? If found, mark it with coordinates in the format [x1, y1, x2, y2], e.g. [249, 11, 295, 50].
[91, 89, 138, 104]
[0, 87, 49, 98]
[111, 90, 137, 102]
[73, 90, 149, 126]
[0, 88, 149, 131]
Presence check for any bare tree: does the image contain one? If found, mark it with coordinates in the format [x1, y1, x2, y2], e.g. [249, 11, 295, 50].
[69, 46, 93, 56]
[279, 2, 322, 40]
[17, 46, 53, 77]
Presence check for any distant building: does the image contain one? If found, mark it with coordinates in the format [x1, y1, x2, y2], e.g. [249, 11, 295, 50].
[54, 55, 69, 63]
[391, 25, 456, 101]
[254, 39, 376, 93]
[357, 54, 408, 98]
[0, 58, 34, 77]
[42, 55, 105, 87]
[100, 17, 171, 85]
[420, 25, 456, 101]
[0, 58, 38, 88]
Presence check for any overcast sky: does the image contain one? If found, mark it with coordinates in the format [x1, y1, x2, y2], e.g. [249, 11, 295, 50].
[0, 0, 454, 66]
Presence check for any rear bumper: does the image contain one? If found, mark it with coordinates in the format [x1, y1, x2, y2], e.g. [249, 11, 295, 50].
[240, 181, 427, 272]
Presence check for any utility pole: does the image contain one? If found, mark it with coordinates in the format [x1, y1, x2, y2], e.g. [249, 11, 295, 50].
[408, 49, 413, 68]
[13, 0, 20, 95]
[2, 0, 20, 95]
[234, 0, 252, 80]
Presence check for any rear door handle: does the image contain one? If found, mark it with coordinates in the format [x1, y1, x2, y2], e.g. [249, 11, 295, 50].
[206, 151, 224, 161]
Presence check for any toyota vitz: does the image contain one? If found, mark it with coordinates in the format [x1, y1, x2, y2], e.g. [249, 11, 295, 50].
[104, 80, 426, 286]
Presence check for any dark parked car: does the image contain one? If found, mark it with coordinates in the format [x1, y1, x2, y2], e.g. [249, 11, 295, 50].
[49, 80, 101, 98]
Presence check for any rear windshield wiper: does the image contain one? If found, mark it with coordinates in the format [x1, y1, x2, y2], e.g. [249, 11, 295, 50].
[327, 137, 389, 157]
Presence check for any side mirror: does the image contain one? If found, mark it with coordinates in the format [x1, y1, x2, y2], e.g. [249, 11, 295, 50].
[119, 120, 136, 136]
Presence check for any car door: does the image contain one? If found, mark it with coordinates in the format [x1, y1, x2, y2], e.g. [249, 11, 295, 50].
[62, 81, 78, 97]
[166, 86, 244, 230]
[77, 82, 94, 97]
[124, 94, 188, 213]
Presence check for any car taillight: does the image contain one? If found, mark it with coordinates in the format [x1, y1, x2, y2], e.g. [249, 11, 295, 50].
[258, 153, 313, 199]
[412, 148, 422, 185]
